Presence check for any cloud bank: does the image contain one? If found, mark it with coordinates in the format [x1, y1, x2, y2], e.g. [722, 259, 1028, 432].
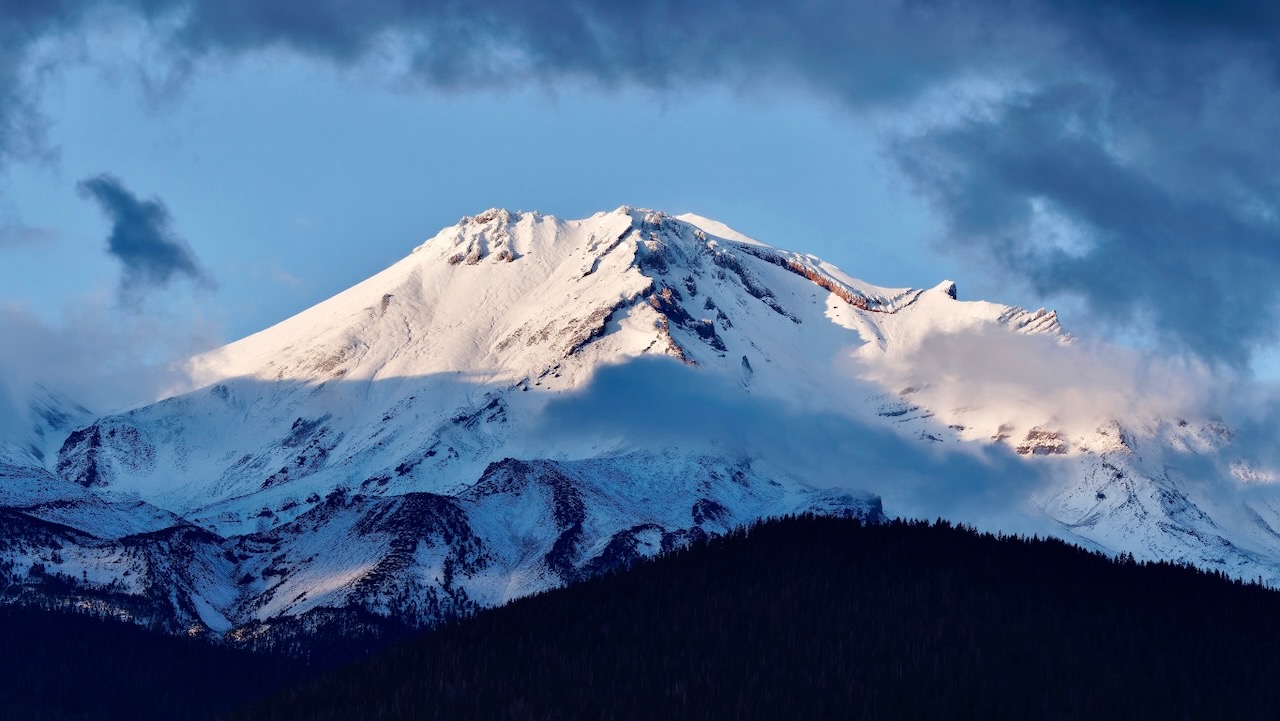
[535, 356, 1056, 532]
[533, 338, 1280, 545]
[855, 324, 1217, 441]
[0, 0, 1272, 363]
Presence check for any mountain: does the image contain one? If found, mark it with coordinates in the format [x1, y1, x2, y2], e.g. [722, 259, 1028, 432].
[2, 206, 1277, 643]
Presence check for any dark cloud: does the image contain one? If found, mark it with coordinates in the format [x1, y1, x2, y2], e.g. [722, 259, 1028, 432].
[1, 1, 1279, 360]
[76, 173, 212, 300]
[892, 81, 1280, 364]
[154, 0, 1040, 101]
[0, 0, 82, 167]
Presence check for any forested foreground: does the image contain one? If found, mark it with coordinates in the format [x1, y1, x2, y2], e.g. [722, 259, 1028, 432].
[0, 606, 308, 721]
[227, 516, 1280, 721]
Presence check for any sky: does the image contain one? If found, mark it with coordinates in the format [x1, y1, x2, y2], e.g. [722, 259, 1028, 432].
[0, 45, 944, 339]
[2, 1, 1280, 406]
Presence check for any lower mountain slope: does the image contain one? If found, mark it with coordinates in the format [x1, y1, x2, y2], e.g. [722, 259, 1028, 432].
[227, 515, 1280, 721]
[1, 449, 882, 641]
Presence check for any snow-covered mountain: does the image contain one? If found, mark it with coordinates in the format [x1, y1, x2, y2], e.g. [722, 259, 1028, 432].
[3, 207, 1277, 640]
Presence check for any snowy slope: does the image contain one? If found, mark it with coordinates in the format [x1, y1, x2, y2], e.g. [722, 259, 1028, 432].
[3, 206, 1278, 641]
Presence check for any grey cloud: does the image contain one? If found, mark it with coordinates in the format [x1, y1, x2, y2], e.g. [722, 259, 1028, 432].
[892, 82, 1280, 364]
[76, 173, 213, 300]
[156, 0, 1038, 101]
[0, 196, 56, 248]
[0, 376, 23, 443]
[531, 348, 1280, 540]
[128, 1, 1280, 111]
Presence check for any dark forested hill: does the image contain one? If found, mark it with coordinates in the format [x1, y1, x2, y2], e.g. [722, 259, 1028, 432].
[0, 606, 308, 721]
[225, 516, 1280, 721]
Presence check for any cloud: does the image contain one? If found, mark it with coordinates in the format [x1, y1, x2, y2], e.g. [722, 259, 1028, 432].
[529, 340, 1280, 548]
[0, 376, 24, 444]
[0, 222, 55, 248]
[891, 79, 1280, 366]
[0, 195, 57, 248]
[846, 319, 1280, 535]
[534, 356, 1056, 532]
[144, 1, 1042, 102]
[76, 173, 213, 301]
[0, 1, 74, 168]
[0, 298, 222, 422]
[854, 323, 1216, 441]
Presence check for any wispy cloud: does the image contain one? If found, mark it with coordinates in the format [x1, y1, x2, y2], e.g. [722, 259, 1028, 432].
[0, 222, 55, 248]
[854, 323, 1216, 441]
[534, 356, 1057, 532]
[0, 298, 222, 422]
[1, 172, 218, 425]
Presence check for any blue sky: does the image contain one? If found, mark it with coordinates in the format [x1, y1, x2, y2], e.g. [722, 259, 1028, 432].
[2, 1, 1280, 397]
[1, 41, 959, 345]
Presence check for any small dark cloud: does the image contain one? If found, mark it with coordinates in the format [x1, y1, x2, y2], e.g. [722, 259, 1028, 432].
[76, 173, 213, 300]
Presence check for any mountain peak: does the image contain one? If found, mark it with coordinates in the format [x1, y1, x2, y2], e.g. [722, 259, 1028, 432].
[189, 208, 1058, 402]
